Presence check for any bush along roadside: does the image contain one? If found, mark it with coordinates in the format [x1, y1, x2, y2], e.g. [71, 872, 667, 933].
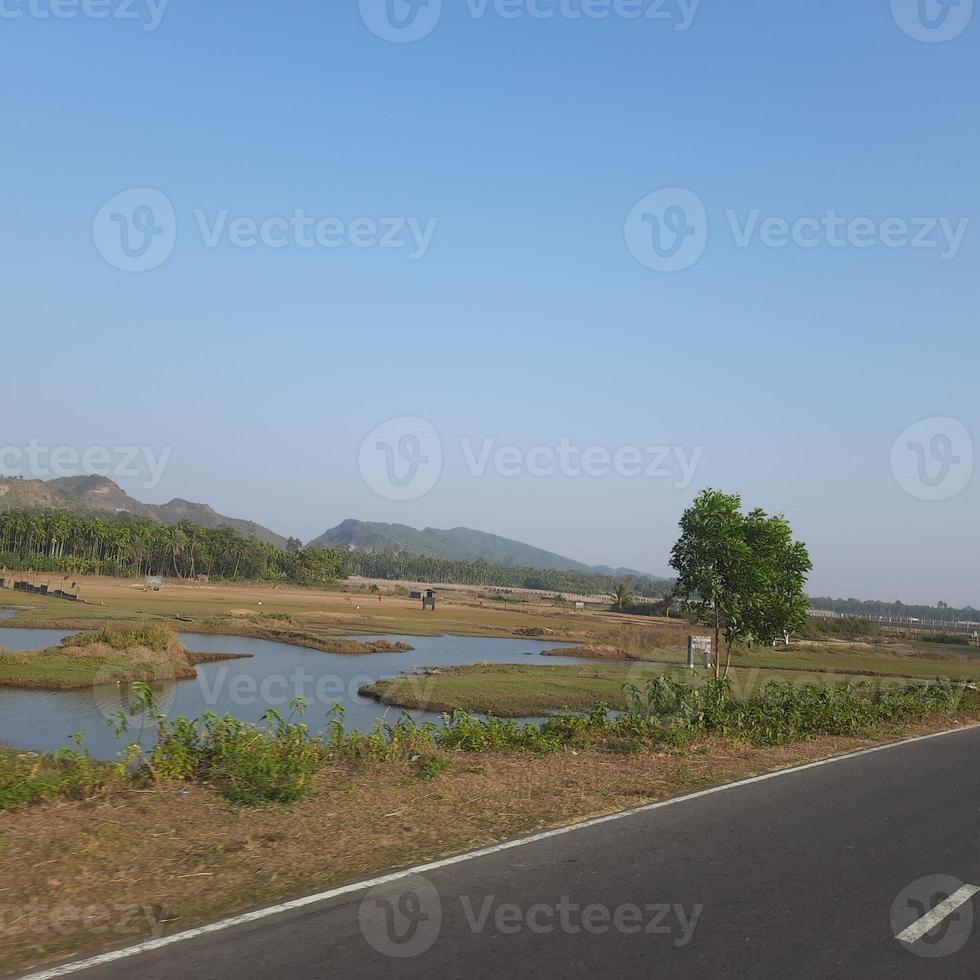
[0, 738, 127, 811]
[3, 676, 977, 811]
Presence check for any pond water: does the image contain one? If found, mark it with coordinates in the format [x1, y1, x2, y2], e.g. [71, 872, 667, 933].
[0, 626, 75, 650]
[0, 629, 580, 759]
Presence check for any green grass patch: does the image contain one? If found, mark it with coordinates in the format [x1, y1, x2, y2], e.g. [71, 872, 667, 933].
[733, 646, 980, 680]
[0, 651, 194, 688]
[362, 663, 685, 716]
[360, 662, 934, 717]
[0, 623, 196, 689]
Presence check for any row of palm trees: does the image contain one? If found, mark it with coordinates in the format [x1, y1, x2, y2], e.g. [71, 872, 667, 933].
[0, 510, 344, 583]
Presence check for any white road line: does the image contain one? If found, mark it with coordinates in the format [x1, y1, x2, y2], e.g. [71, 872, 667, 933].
[895, 884, 980, 944]
[17, 722, 980, 980]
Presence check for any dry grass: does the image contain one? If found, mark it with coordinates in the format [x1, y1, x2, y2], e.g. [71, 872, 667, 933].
[2, 708, 980, 975]
[4, 577, 980, 684]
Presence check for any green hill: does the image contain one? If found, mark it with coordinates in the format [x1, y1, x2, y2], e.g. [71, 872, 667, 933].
[308, 519, 661, 579]
[0, 476, 287, 549]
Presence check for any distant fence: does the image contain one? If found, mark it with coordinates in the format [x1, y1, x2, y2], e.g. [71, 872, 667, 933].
[0, 578, 80, 602]
[809, 608, 980, 638]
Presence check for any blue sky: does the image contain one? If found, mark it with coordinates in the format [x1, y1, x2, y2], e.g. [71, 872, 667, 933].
[1, 0, 977, 604]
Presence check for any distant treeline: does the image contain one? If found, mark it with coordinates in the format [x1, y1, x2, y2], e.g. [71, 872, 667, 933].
[0, 509, 670, 596]
[345, 551, 670, 598]
[810, 596, 980, 623]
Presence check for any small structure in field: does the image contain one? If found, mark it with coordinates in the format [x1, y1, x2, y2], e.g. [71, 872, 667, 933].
[688, 635, 712, 669]
[422, 589, 437, 611]
[145, 576, 163, 592]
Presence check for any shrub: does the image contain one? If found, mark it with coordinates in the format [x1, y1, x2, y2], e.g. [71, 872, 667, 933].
[413, 756, 453, 780]
[64, 624, 176, 654]
[0, 738, 123, 811]
[117, 685, 328, 805]
[927, 633, 971, 647]
[801, 617, 881, 640]
[99, 676, 976, 809]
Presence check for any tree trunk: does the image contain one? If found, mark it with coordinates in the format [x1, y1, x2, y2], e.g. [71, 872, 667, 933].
[713, 608, 721, 680]
[723, 640, 734, 680]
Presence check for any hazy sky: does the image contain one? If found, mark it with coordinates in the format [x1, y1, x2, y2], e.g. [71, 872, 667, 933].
[1, 1, 977, 605]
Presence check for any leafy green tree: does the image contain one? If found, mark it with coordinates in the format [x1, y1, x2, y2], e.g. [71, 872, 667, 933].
[670, 490, 812, 678]
[612, 580, 636, 612]
[740, 507, 812, 654]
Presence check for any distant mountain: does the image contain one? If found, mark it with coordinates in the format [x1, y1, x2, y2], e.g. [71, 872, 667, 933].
[590, 564, 664, 580]
[0, 476, 288, 548]
[308, 519, 663, 580]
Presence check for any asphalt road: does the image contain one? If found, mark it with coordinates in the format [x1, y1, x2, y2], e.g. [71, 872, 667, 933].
[20, 727, 980, 980]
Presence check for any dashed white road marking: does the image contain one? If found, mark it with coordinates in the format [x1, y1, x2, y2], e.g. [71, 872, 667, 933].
[895, 884, 980, 944]
[16, 722, 980, 980]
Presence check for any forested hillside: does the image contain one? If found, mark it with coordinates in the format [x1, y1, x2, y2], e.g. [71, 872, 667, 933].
[0, 509, 669, 597]
[309, 519, 657, 578]
[0, 476, 287, 548]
